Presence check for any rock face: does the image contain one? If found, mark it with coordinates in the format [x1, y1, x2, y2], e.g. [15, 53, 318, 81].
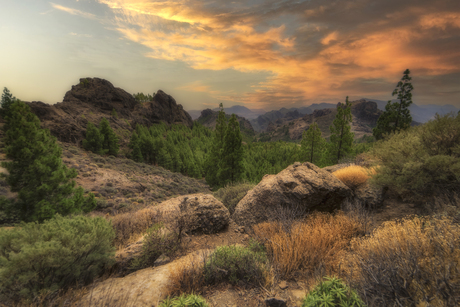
[196, 108, 255, 135]
[353, 183, 385, 209]
[156, 193, 230, 234]
[233, 162, 351, 227]
[25, 78, 193, 144]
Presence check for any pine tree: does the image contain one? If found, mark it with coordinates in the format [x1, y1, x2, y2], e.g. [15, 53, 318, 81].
[205, 104, 227, 187]
[218, 114, 244, 185]
[129, 131, 143, 162]
[1, 101, 96, 222]
[99, 118, 119, 156]
[1, 87, 16, 118]
[83, 122, 104, 154]
[373, 69, 414, 140]
[301, 122, 326, 165]
[329, 96, 354, 164]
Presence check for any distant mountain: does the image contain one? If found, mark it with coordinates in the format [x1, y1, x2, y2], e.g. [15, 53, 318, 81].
[211, 105, 266, 119]
[195, 109, 255, 136]
[250, 103, 336, 132]
[258, 99, 382, 142]
[364, 98, 459, 123]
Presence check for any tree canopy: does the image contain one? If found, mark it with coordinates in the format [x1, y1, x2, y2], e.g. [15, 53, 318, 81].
[329, 97, 354, 164]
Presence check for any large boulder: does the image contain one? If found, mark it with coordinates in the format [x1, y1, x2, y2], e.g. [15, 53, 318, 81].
[156, 193, 230, 234]
[352, 183, 385, 209]
[233, 162, 351, 227]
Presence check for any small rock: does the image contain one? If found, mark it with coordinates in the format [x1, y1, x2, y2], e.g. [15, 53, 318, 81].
[265, 297, 287, 307]
[279, 281, 288, 290]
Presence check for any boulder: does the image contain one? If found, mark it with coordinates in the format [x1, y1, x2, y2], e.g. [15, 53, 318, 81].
[265, 297, 287, 307]
[233, 162, 351, 227]
[156, 193, 230, 234]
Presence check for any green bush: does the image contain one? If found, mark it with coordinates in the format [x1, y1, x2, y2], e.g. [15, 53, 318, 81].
[204, 245, 268, 286]
[159, 293, 209, 307]
[130, 223, 181, 270]
[0, 215, 115, 302]
[213, 182, 255, 214]
[302, 276, 365, 307]
[372, 113, 460, 199]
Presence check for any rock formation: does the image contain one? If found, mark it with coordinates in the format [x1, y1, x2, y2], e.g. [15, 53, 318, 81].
[195, 108, 255, 135]
[233, 162, 351, 227]
[25, 78, 193, 145]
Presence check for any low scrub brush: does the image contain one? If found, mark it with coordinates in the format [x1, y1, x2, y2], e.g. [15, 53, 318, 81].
[333, 165, 370, 189]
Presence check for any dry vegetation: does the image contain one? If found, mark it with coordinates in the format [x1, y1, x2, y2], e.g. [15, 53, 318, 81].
[332, 165, 370, 190]
[253, 212, 366, 279]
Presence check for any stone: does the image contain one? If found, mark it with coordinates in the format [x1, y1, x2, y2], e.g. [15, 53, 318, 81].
[353, 183, 385, 209]
[233, 162, 351, 227]
[156, 193, 231, 234]
[279, 281, 289, 290]
[265, 297, 287, 307]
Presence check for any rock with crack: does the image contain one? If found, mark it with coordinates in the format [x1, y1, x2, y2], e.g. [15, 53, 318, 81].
[233, 162, 351, 227]
[156, 193, 231, 234]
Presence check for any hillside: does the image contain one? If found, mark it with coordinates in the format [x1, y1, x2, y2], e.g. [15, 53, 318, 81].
[25, 77, 193, 146]
[195, 108, 256, 136]
[257, 99, 382, 142]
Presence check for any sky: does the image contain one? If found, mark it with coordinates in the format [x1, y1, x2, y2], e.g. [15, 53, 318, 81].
[1, 0, 459, 111]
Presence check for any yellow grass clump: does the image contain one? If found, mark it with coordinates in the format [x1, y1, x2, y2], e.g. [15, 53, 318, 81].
[253, 212, 365, 279]
[333, 165, 370, 189]
[345, 216, 460, 306]
[111, 206, 162, 247]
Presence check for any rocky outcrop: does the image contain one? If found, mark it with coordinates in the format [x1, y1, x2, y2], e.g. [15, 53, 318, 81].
[196, 109, 255, 136]
[25, 78, 193, 144]
[352, 183, 385, 209]
[132, 90, 193, 128]
[233, 162, 351, 227]
[156, 193, 230, 234]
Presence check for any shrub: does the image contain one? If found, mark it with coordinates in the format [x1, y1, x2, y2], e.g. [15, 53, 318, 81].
[253, 212, 364, 279]
[0, 215, 115, 302]
[159, 293, 209, 307]
[168, 252, 208, 296]
[129, 223, 181, 270]
[302, 276, 365, 307]
[333, 165, 370, 190]
[111, 206, 162, 247]
[213, 182, 255, 214]
[346, 216, 460, 307]
[203, 245, 269, 286]
[371, 113, 460, 199]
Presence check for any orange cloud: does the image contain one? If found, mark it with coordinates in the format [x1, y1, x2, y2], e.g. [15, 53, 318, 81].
[97, 0, 460, 109]
[50, 3, 96, 19]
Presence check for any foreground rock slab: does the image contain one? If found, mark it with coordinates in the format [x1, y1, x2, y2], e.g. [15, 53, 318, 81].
[233, 162, 351, 227]
[80, 250, 211, 307]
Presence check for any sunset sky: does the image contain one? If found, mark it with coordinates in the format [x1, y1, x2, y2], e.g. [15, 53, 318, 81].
[1, 0, 459, 111]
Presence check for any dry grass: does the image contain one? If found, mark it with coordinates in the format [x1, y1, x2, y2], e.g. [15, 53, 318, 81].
[111, 206, 163, 247]
[345, 216, 460, 307]
[333, 165, 370, 189]
[167, 251, 209, 296]
[253, 212, 365, 279]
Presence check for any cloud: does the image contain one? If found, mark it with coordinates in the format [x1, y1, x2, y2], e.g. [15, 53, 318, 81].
[50, 2, 97, 19]
[96, 0, 460, 109]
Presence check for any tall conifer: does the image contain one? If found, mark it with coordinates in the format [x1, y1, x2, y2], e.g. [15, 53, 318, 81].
[205, 103, 227, 187]
[301, 122, 326, 165]
[218, 114, 244, 185]
[1, 101, 96, 222]
[373, 69, 414, 140]
[99, 118, 119, 156]
[329, 97, 354, 164]
[83, 122, 104, 154]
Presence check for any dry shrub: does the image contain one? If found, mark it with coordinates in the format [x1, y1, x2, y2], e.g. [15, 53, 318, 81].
[253, 212, 364, 279]
[333, 165, 370, 189]
[167, 251, 209, 296]
[346, 216, 460, 307]
[111, 206, 162, 247]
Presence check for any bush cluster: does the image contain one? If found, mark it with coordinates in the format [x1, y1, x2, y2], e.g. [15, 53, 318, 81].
[0, 215, 115, 302]
[213, 182, 255, 214]
[159, 293, 209, 307]
[347, 216, 460, 307]
[372, 113, 460, 199]
[333, 165, 370, 190]
[302, 276, 365, 307]
[253, 212, 364, 279]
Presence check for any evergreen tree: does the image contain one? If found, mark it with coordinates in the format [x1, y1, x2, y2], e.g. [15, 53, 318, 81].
[205, 104, 227, 187]
[128, 131, 143, 162]
[1, 101, 96, 222]
[373, 69, 414, 140]
[1, 87, 16, 117]
[218, 114, 244, 185]
[329, 96, 354, 164]
[99, 118, 119, 156]
[301, 122, 326, 165]
[83, 122, 104, 154]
